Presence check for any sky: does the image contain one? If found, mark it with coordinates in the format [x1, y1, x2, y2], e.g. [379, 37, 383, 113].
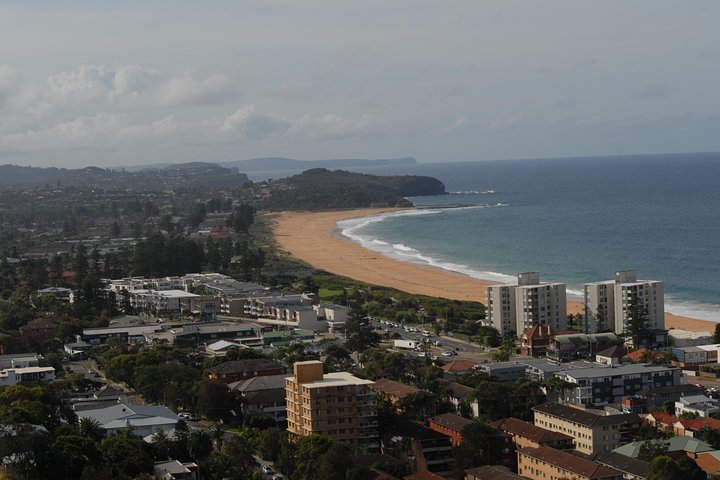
[0, 1, 719, 169]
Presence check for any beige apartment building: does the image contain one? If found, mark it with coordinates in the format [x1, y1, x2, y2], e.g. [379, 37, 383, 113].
[285, 360, 378, 450]
[532, 402, 639, 455]
[487, 272, 567, 336]
[583, 269, 664, 334]
[517, 446, 622, 480]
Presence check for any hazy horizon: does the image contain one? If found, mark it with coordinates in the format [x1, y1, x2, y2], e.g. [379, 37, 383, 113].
[1, 1, 719, 169]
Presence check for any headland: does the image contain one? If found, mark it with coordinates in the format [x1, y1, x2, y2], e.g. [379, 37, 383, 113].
[272, 208, 717, 334]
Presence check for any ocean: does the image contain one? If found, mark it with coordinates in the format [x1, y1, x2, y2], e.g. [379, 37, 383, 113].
[326, 153, 720, 323]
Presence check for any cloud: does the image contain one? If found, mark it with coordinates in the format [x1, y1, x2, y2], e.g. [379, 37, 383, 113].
[156, 73, 233, 107]
[222, 106, 378, 140]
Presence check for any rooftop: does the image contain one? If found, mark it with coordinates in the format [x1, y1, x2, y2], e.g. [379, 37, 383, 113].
[465, 465, 523, 480]
[441, 360, 477, 372]
[370, 378, 420, 398]
[533, 402, 640, 427]
[614, 437, 714, 457]
[290, 371, 374, 389]
[429, 412, 473, 432]
[593, 451, 648, 479]
[518, 446, 621, 478]
[491, 417, 573, 444]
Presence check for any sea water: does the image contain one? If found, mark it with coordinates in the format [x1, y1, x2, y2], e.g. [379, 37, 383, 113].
[334, 153, 720, 322]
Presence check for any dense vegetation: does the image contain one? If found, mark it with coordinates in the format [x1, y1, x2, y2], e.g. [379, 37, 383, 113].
[259, 168, 445, 210]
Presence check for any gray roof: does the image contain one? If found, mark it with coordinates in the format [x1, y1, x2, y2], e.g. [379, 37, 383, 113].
[613, 437, 714, 458]
[561, 363, 679, 380]
[228, 374, 287, 392]
[77, 403, 178, 429]
[594, 451, 648, 478]
[533, 402, 640, 427]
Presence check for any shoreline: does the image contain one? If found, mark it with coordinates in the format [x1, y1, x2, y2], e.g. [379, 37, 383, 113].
[272, 208, 717, 334]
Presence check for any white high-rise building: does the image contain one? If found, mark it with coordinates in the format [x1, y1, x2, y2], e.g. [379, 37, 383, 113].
[487, 272, 567, 335]
[583, 270, 664, 335]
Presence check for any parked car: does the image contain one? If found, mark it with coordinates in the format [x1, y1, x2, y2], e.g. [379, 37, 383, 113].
[441, 351, 455, 357]
[417, 352, 426, 358]
[262, 466, 273, 475]
[178, 412, 197, 421]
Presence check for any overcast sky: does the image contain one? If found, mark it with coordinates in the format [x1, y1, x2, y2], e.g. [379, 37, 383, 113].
[1, 1, 719, 168]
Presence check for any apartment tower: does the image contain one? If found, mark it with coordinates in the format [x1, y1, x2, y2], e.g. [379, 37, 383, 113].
[285, 360, 378, 451]
[583, 270, 664, 334]
[487, 272, 567, 336]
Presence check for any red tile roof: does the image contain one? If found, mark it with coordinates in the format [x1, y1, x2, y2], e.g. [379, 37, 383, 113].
[403, 472, 447, 480]
[518, 446, 622, 479]
[441, 360, 477, 372]
[371, 378, 421, 398]
[491, 417, 573, 444]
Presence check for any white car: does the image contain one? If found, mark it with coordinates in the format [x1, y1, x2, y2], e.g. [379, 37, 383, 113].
[262, 466, 273, 475]
[441, 351, 455, 357]
[417, 352, 426, 358]
[178, 412, 197, 421]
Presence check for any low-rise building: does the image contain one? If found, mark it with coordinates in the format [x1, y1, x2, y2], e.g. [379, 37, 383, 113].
[675, 394, 720, 418]
[370, 378, 421, 413]
[472, 361, 527, 384]
[465, 465, 523, 480]
[491, 417, 574, 451]
[672, 344, 720, 369]
[613, 436, 714, 461]
[553, 363, 683, 406]
[208, 358, 287, 384]
[428, 413, 473, 447]
[77, 403, 179, 437]
[438, 379, 479, 418]
[383, 420, 455, 477]
[517, 446, 622, 480]
[0, 366, 55, 386]
[230, 374, 287, 426]
[593, 451, 648, 480]
[533, 402, 640, 455]
[546, 333, 619, 362]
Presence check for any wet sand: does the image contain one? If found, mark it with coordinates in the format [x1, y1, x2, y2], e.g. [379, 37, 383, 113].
[272, 209, 716, 333]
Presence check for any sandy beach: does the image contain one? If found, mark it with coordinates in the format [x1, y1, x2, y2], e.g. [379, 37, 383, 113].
[272, 208, 717, 334]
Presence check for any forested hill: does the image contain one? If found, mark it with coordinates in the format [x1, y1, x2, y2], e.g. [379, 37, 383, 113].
[0, 163, 249, 190]
[259, 168, 446, 210]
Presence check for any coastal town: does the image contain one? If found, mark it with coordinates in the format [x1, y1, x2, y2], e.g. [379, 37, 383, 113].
[1, 167, 720, 480]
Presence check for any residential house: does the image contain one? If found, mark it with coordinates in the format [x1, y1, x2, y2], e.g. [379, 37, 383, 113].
[0, 353, 42, 369]
[208, 358, 287, 384]
[77, 403, 179, 437]
[517, 446, 622, 480]
[428, 413, 473, 447]
[491, 417, 574, 451]
[19, 318, 59, 339]
[370, 379, 422, 414]
[673, 416, 720, 437]
[520, 325, 572, 357]
[441, 360, 477, 380]
[595, 346, 628, 366]
[438, 379, 479, 418]
[229, 374, 287, 426]
[532, 402, 640, 455]
[695, 451, 720, 476]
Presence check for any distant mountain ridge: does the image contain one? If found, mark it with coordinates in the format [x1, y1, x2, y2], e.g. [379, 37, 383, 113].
[0, 163, 249, 190]
[221, 156, 417, 171]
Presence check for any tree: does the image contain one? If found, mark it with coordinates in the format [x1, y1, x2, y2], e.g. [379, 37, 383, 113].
[344, 301, 380, 353]
[638, 439, 670, 461]
[676, 455, 707, 480]
[257, 429, 283, 462]
[713, 323, 720, 344]
[596, 304, 608, 332]
[197, 379, 235, 421]
[454, 421, 506, 475]
[98, 430, 154, 478]
[648, 456, 682, 480]
[626, 296, 650, 347]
